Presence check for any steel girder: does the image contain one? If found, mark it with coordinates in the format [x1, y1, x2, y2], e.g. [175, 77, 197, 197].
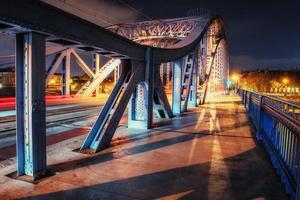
[0, 45, 66, 69]
[62, 50, 71, 96]
[16, 32, 47, 179]
[0, 1, 225, 63]
[0, 1, 229, 179]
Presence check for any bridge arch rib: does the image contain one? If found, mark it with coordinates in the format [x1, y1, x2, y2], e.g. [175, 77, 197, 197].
[0, 0, 229, 179]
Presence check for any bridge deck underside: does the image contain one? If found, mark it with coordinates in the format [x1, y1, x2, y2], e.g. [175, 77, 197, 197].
[0, 96, 287, 199]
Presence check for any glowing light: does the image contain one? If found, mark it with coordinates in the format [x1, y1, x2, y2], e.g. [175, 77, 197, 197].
[49, 78, 56, 85]
[282, 78, 289, 85]
[0, 83, 2, 89]
[231, 73, 240, 82]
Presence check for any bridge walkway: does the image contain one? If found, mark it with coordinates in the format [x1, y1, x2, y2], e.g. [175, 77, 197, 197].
[0, 95, 288, 199]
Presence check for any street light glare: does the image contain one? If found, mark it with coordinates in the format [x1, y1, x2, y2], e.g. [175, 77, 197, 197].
[231, 74, 240, 81]
[282, 78, 289, 84]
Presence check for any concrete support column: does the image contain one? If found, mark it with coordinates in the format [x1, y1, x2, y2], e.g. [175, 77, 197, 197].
[62, 49, 71, 96]
[16, 32, 46, 179]
[172, 59, 183, 115]
[128, 47, 154, 129]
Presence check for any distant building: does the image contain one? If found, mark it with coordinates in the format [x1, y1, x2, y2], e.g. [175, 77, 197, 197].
[0, 68, 15, 87]
[238, 69, 300, 94]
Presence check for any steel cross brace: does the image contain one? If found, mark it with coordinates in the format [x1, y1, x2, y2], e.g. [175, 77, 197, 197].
[200, 39, 222, 105]
[80, 48, 173, 152]
[153, 67, 173, 119]
[172, 50, 197, 114]
[188, 48, 199, 108]
[62, 50, 71, 96]
[128, 63, 173, 128]
[80, 59, 143, 152]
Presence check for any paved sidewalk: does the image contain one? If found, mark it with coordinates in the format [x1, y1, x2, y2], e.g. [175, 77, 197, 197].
[0, 96, 288, 200]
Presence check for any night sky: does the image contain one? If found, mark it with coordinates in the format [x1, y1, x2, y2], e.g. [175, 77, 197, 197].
[1, 0, 300, 72]
[125, 0, 300, 71]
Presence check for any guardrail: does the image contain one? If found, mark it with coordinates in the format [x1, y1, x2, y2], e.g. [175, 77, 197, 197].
[237, 89, 300, 199]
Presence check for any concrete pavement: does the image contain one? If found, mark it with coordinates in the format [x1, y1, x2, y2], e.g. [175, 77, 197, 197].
[0, 95, 288, 200]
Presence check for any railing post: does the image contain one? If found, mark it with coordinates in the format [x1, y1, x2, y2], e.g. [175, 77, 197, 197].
[244, 90, 246, 105]
[246, 91, 251, 111]
[16, 32, 47, 179]
[296, 139, 300, 200]
[256, 95, 263, 140]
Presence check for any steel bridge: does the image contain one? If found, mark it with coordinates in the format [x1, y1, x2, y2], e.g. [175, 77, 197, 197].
[0, 0, 228, 179]
[0, 1, 298, 199]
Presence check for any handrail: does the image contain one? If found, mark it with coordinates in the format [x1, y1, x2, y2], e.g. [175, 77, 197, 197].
[238, 89, 300, 199]
[244, 90, 300, 109]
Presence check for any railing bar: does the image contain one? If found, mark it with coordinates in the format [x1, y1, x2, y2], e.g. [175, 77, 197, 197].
[291, 134, 295, 177]
[283, 126, 288, 163]
[286, 128, 291, 167]
[289, 130, 294, 172]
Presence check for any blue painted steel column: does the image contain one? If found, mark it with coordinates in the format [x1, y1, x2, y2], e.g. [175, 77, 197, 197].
[62, 49, 71, 96]
[172, 59, 183, 115]
[128, 47, 154, 129]
[188, 50, 198, 108]
[16, 32, 46, 179]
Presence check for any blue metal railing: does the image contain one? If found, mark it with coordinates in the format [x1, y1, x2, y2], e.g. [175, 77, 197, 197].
[238, 89, 300, 199]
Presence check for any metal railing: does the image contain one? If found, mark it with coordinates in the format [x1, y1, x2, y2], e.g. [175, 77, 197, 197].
[238, 89, 300, 199]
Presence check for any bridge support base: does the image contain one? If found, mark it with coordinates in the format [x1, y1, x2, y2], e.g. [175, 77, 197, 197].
[16, 32, 46, 180]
